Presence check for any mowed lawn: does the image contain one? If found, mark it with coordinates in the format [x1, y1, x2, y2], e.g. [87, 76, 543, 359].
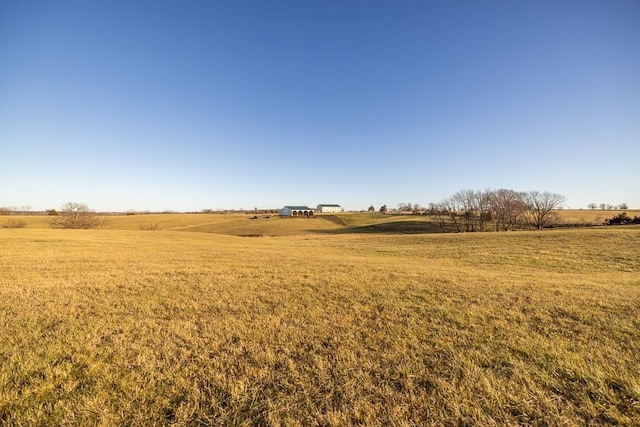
[0, 226, 639, 425]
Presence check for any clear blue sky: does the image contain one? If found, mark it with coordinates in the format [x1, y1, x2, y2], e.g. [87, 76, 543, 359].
[1, 0, 639, 212]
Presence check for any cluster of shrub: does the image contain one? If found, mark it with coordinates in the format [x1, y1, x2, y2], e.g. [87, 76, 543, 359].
[604, 212, 640, 226]
[2, 219, 26, 228]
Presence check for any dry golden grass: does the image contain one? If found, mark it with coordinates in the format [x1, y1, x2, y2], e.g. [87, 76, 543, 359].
[6, 209, 639, 234]
[1, 213, 239, 231]
[556, 209, 640, 225]
[168, 216, 342, 236]
[2, 214, 342, 236]
[1, 215, 53, 229]
[1, 225, 639, 425]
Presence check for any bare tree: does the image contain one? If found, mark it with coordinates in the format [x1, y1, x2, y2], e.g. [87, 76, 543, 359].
[433, 188, 567, 233]
[452, 189, 492, 232]
[50, 202, 103, 229]
[397, 202, 412, 212]
[475, 189, 493, 231]
[431, 202, 449, 232]
[452, 191, 473, 232]
[489, 189, 528, 231]
[437, 196, 464, 232]
[525, 191, 566, 230]
[587, 203, 597, 210]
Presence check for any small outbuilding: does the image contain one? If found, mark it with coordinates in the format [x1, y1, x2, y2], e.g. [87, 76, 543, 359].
[316, 204, 343, 213]
[279, 206, 315, 217]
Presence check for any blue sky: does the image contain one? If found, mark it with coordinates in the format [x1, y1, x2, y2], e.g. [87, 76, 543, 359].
[1, 0, 638, 212]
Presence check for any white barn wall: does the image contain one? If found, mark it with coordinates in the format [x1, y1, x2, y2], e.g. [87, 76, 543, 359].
[316, 204, 343, 213]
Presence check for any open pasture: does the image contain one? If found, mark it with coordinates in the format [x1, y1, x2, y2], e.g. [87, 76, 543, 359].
[1, 224, 639, 425]
[1, 213, 343, 236]
[4, 209, 640, 236]
[556, 209, 639, 226]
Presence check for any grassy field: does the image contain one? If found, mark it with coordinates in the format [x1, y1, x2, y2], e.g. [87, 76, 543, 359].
[557, 209, 637, 225]
[1, 217, 639, 425]
[3, 208, 638, 235]
[0, 213, 342, 236]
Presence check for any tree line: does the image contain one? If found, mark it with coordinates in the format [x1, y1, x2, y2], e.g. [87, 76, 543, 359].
[587, 202, 628, 210]
[429, 189, 566, 232]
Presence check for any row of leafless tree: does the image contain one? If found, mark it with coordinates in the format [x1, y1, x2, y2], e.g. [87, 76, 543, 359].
[587, 202, 628, 210]
[431, 189, 566, 232]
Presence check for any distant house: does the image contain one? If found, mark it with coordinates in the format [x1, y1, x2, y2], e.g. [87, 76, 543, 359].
[316, 204, 343, 213]
[279, 206, 315, 217]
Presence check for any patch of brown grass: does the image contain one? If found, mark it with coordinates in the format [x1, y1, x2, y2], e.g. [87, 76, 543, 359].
[556, 209, 640, 226]
[0, 228, 638, 425]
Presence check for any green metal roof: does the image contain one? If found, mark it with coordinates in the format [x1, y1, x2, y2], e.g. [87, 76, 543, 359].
[317, 204, 341, 207]
[282, 206, 313, 210]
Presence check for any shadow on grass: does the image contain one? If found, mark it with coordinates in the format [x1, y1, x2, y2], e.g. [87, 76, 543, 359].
[313, 220, 446, 235]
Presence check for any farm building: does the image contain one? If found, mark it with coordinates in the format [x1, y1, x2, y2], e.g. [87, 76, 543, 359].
[279, 206, 315, 217]
[316, 204, 343, 213]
